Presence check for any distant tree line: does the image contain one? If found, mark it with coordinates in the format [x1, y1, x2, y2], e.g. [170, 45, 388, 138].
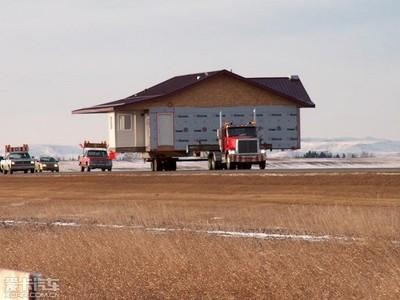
[301, 151, 374, 159]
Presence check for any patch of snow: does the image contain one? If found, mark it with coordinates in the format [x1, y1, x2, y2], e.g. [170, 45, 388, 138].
[2, 219, 396, 244]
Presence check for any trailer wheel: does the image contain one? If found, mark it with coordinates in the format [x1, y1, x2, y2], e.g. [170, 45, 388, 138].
[171, 160, 177, 171]
[154, 159, 163, 172]
[259, 161, 266, 170]
[208, 156, 214, 170]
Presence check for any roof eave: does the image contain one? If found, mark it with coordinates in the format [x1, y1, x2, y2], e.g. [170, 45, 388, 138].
[72, 106, 115, 114]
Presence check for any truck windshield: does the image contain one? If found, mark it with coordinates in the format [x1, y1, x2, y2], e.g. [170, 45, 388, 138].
[227, 127, 257, 137]
[87, 150, 108, 158]
[9, 153, 31, 159]
[40, 157, 56, 162]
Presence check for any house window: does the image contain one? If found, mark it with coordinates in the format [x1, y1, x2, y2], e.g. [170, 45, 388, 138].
[119, 114, 132, 131]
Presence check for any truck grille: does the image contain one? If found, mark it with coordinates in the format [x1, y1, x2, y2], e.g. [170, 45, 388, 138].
[237, 140, 258, 154]
[14, 161, 31, 165]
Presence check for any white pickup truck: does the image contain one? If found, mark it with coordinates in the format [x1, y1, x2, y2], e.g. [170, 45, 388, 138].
[0, 145, 35, 174]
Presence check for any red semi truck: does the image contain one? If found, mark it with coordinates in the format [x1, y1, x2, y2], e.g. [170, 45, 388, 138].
[207, 120, 268, 170]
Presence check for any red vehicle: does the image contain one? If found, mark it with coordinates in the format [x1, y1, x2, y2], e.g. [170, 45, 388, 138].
[79, 141, 113, 172]
[207, 121, 268, 170]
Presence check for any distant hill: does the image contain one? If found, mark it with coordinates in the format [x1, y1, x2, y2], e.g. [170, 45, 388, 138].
[271, 138, 400, 158]
[1, 138, 399, 159]
[29, 145, 81, 160]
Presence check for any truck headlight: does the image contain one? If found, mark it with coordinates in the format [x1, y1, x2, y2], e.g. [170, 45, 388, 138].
[54, 164, 58, 167]
[11, 161, 15, 165]
[42, 164, 47, 167]
[31, 161, 35, 164]
[260, 149, 267, 154]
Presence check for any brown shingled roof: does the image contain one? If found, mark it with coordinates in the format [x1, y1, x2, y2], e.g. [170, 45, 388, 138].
[73, 69, 315, 114]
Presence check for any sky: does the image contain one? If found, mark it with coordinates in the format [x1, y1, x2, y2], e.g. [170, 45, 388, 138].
[1, 0, 399, 146]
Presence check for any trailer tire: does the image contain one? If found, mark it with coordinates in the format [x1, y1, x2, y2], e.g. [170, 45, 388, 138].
[170, 160, 177, 171]
[208, 156, 214, 170]
[154, 159, 163, 172]
[259, 161, 266, 170]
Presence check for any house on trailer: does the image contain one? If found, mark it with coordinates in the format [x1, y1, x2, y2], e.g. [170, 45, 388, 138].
[73, 69, 315, 165]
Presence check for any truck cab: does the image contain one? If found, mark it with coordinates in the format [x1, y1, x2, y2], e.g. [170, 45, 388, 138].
[1, 145, 35, 174]
[209, 122, 267, 170]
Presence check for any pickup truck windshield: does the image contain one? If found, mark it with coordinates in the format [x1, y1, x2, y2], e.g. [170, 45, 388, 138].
[87, 150, 108, 158]
[227, 127, 257, 137]
[40, 157, 56, 162]
[9, 153, 31, 159]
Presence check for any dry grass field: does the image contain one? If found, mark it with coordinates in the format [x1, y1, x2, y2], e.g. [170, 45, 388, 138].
[0, 171, 399, 299]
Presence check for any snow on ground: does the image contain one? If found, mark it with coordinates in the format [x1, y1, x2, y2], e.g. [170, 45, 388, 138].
[0, 219, 380, 244]
[58, 156, 400, 173]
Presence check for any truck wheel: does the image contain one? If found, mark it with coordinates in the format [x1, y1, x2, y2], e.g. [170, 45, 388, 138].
[31, 169, 35, 173]
[108, 168, 112, 172]
[259, 161, 266, 170]
[226, 156, 236, 170]
[212, 156, 222, 170]
[24, 170, 28, 174]
[101, 168, 105, 172]
[81, 166, 85, 172]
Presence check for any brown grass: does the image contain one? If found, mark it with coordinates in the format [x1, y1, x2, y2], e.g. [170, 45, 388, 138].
[0, 172, 400, 298]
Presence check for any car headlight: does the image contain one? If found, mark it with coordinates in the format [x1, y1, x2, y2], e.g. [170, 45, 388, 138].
[11, 161, 15, 165]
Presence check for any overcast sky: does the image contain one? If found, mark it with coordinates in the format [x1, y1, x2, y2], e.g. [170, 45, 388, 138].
[1, 0, 399, 146]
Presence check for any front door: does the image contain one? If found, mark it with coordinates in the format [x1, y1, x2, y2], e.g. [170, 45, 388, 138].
[157, 113, 174, 147]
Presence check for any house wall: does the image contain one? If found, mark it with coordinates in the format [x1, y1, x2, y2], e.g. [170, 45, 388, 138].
[149, 106, 299, 151]
[110, 111, 146, 151]
[107, 113, 116, 148]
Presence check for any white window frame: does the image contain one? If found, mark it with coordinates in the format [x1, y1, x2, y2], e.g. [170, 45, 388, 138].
[118, 114, 132, 131]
